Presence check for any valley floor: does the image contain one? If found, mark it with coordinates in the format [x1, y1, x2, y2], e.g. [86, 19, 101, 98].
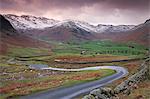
[0, 41, 149, 99]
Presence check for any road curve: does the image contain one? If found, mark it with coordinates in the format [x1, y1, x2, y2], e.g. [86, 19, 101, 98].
[21, 65, 128, 99]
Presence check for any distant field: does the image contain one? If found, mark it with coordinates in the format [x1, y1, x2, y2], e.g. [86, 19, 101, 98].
[4, 40, 148, 58]
[52, 40, 147, 57]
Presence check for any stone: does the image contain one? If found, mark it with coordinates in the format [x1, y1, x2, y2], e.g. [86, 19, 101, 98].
[82, 94, 95, 99]
[90, 89, 102, 96]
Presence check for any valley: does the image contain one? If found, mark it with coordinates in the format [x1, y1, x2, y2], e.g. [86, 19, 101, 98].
[0, 14, 149, 99]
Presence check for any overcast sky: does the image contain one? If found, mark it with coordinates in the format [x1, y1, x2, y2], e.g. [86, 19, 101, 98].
[0, 0, 149, 25]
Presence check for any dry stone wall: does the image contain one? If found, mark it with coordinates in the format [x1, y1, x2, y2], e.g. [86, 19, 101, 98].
[82, 58, 149, 99]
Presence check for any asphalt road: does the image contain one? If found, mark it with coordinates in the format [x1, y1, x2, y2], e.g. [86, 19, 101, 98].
[21, 65, 128, 99]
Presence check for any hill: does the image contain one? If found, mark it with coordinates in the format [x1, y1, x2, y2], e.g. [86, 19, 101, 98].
[0, 15, 50, 54]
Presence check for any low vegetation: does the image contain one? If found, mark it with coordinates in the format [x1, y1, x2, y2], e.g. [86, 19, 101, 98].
[0, 40, 148, 98]
[0, 62, 115, 99]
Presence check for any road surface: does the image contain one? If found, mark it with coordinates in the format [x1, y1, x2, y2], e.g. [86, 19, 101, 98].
[21, 65, 128, 99]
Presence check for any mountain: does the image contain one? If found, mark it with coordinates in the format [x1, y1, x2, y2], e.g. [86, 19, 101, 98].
[3, 14, 136, 43]
[96, 24, 135, 33]
[124, 19, 150, 46]
[4, 14, 135, 33]
[3, 14, 149, 46]
[97, 19, 150, 46]
[4, 14, 59, 30]
[21, 21, 96, 42]
[0, 15, 50, 54]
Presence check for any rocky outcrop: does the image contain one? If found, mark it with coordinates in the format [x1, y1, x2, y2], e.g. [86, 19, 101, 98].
[82, 58, 149, 99]
[0, 14, 16, 32]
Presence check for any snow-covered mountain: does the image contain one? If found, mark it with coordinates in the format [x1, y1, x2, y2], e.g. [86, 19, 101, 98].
[4, 14, 135, 33]
[0, 15, 50, 51]
[4, 14, 60, 29]
[54, 19, 135, 33]
[96, 24, 135, 33]
[2, 14, 149, 46]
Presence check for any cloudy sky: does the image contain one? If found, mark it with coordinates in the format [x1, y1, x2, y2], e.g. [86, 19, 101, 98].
[0, 0, 149, 25]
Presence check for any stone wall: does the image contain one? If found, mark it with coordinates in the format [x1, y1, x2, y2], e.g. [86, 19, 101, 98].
[82, 58, 149, 99]
[114, 58, 149, 95]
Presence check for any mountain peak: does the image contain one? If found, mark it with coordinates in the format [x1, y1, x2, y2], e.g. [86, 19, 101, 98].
[144, 19, 150, 24]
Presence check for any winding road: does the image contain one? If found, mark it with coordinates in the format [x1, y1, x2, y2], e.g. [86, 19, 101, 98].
[21, 64, 128, 99]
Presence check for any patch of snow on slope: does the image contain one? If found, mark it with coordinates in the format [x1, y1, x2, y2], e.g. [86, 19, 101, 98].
[4, 14, 60, 29]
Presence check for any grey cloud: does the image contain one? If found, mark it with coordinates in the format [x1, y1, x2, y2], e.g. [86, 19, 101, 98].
[0, 0, 149, 25]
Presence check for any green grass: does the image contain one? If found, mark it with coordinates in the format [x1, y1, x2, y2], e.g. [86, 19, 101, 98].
[4, 40, 147, 58]
[7, 46, 50, 57]
[52, 40, 147, 57]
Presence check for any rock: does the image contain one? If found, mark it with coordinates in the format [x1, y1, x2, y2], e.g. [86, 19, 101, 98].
[110, 90, 115, 96]
[82, 94, 95, 99]
[90, 87, 113, 98]
[112, 94, 119, 99]
[90, 89, 102, 96]
[96, 94, 108, 99]
[101, 87, 112, 97]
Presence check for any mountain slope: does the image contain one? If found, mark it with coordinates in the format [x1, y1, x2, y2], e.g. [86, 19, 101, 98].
[0, 15, 50, 54]
[96, 24, 135, 33]
[24, 21, 96, 42]
[0, 15, 16, 33]
[4, 14, 59, 30]
[97, 19, 150, 46]
[123, 19, 150, 46]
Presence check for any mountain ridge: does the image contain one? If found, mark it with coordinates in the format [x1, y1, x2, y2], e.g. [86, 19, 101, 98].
[2, 14, 150, 46]
[4, 14, 135, 33]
